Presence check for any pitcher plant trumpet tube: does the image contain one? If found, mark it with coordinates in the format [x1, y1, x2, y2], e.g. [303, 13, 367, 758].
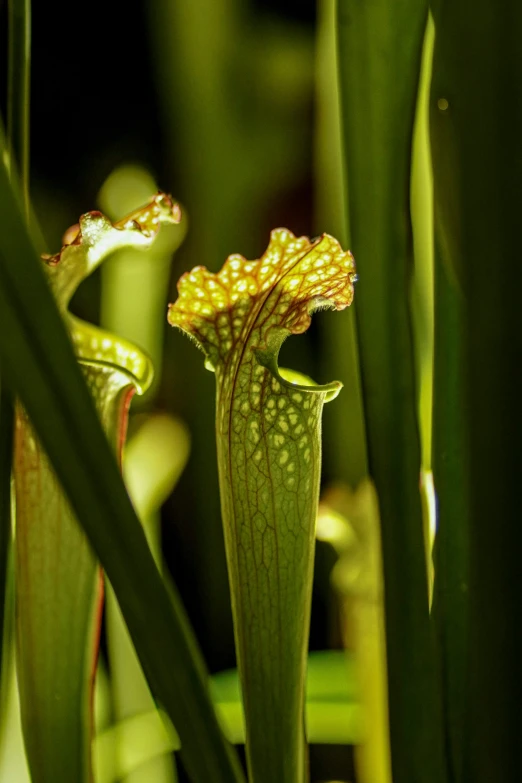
[14, 194, 181, 783]
[168, 228, 356, 783]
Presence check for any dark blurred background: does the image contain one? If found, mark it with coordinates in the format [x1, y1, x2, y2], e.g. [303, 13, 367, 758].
[29, 0, 313, 227]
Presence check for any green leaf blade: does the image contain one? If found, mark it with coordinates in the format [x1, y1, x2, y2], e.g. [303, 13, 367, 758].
[430, 3, 522, 780]
[336, 4, 446, 782]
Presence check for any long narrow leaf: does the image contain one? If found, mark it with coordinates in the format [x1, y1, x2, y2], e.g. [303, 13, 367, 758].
[430, 3, 522, 780]
[430, 32, 470, 772]
[429, 254, 468, 783]
[0, 165, 244, 783]
[0, 0, 31, 740]
[336, 4, 445, 781]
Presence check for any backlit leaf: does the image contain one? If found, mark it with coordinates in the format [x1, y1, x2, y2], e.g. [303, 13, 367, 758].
[15, 196, 178, 783]
[169, 228, 355, 783]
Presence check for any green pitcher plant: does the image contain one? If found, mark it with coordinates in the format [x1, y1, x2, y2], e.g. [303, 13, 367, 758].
[168, 228, 356, 783]
[14, 194, 181, 783]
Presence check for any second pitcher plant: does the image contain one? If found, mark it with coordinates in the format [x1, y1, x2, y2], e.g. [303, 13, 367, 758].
[169, 228, 356, 782]
[14, 194, 180, 783]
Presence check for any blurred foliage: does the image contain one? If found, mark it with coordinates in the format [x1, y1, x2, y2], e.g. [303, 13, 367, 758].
[317, 482, 391, 783]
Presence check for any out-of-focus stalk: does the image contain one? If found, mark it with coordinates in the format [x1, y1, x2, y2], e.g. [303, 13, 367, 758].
[315, 0, 367, 488]
[99, 165, 187, 402]
[317, 482, 391, 783]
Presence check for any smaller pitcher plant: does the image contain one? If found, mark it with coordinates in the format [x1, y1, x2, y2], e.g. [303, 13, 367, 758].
[168, 228, 356, 782]
[14, 194, 180, 783]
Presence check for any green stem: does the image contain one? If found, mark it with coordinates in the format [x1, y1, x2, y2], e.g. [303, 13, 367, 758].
[7, 0, 31, 217]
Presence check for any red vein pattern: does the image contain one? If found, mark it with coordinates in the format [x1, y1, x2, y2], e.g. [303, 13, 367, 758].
[168, 228, 356, 783]
[169, 228, 355, 374]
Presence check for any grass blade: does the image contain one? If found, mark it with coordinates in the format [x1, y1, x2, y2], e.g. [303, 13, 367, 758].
[0, 166, 244, 783]
[336, 4, 445, 781]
